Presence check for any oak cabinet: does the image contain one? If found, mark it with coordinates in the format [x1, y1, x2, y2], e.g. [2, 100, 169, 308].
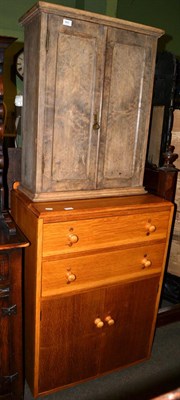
[11, 189, 173, 398]
[19, 2, 164, 201]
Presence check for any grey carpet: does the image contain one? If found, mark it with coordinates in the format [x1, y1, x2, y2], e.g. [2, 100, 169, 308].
[24, 321, 180, 400]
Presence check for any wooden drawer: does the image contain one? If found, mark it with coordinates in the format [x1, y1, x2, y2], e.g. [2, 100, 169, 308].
[42, 211, 170, 257]
[42, 242, 165, 296]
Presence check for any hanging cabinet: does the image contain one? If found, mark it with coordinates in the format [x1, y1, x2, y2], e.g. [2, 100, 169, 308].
[19, 2, 164, 201]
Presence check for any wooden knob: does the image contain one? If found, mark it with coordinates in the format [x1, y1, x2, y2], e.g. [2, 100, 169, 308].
[142, 258, 152, 268]
[105, 316, 115, 326]
[94, 318, 104, 328]
[66, 269, 76, 283]
[146, 223, 156, 234]
[149, 225, 156, 233]
[68, 234, 79, 244]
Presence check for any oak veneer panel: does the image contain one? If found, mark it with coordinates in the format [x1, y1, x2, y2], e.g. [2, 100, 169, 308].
[39, 276, 160, 393]
[42, 242, 165, 296]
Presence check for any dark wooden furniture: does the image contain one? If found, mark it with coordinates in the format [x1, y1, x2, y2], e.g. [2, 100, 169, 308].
[144, 145, 179, 202]
[144, 152, 180, 328]
[0, 36, 16, 223]
[0, 216, 28, 400]
[11, 188, 173, 398]
[143, 52, 180, 326]
[146, 51, 177, 168]
[0, 36, 29, 400]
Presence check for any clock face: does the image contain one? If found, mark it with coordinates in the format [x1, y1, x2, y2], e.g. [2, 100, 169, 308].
[15, 49, 24, 80]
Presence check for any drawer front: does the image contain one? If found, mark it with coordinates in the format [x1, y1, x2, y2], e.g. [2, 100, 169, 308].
[42, 211, 170, 257]
[42, 242, 165, 296]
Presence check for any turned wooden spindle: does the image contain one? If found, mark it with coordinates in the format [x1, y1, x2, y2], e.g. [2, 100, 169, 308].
[157, 145, 179, 201]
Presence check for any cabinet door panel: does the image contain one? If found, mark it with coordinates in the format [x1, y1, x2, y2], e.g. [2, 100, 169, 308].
[39, 336, 100, 393]
[42, 15, 106, 192]
[98, 28, 156, 189]
[39, 289, 104, 391]
[100, 276, 159, 372]
[39, 276, 159, 393]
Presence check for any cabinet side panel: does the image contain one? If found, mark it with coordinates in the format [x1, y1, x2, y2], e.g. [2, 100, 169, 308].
[21, 13, 47, 193]
[11, 194, 43, 397]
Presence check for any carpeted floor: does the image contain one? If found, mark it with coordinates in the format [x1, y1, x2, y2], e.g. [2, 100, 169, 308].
[24, 321, 180, 400]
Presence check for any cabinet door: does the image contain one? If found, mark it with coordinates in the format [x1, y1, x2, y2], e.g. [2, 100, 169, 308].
[97, 28, 156, 189]
[39, 289, 104, 393]
[100, 275, 159, 373]
[42, 15, 106, 192]
[0, 251, 23, 399]
[39, 275, 159, 393]
[0, 295, 11, 396]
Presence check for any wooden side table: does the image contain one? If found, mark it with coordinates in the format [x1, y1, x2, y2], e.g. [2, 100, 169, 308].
[0, 215, 29, 400]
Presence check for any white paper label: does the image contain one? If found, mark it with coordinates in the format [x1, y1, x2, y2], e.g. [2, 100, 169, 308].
[64, 207, 74, 211]
[63, 18, 72, 27]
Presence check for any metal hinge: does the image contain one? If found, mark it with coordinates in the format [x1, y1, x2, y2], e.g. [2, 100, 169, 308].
[1, 372, 19, 384]
[0, 287, 10, 298]
[1, 304, 17, 317]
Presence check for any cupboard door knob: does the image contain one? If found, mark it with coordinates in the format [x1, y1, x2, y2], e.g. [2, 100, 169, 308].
[66, 269, 76, 283]
[146, 223, 156, 234]
[105, 316, 115, 326]
[94, 318, 104, 328]
[68, 234, 79, 244]
[141, 258, 152, 268]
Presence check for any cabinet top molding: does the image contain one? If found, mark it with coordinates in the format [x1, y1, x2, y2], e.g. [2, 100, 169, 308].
[12, 190, 173, 223]
[19, 1, 164, 38]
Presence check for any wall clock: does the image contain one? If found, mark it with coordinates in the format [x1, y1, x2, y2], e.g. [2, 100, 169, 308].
[15, 49, 24, 80]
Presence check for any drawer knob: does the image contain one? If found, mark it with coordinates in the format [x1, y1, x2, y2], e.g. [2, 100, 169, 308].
[142, 258, 152, 268]
[94, 318, 104, 328]
[68, 233, 79, 245]
[66, 269, 76, 283]
[146, 223, 156, 234]
[105, 315, 115, 326]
